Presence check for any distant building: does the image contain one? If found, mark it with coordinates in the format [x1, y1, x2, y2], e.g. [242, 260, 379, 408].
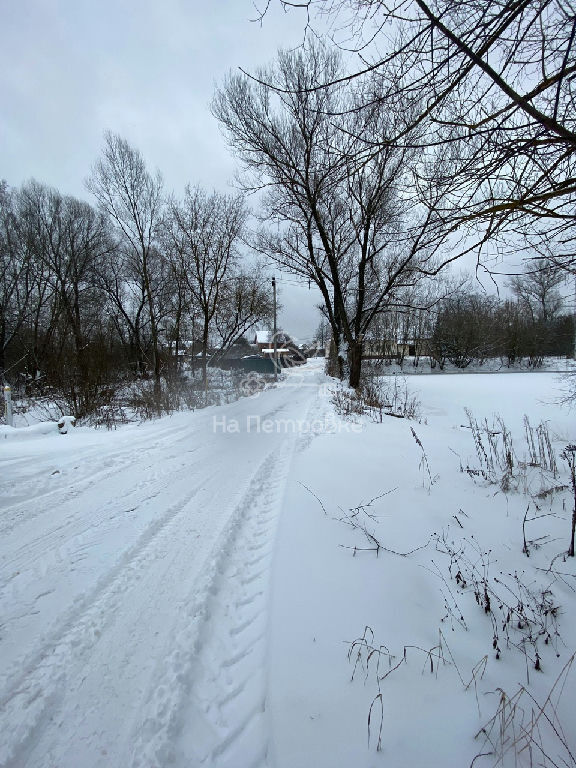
[251, 330, 270, 353]
[327, 337, 428, 361]
[362, 340, 417, 359]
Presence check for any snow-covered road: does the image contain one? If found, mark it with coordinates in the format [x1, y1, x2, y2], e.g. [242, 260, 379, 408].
[0, 362, 326, 768]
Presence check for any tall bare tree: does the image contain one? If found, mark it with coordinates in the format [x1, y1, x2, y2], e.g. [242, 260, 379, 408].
[87, 132, 164, 400]
[214, 42, 450, 386]
[15, 181, 113, 414]
[163, 186, 248, 388]
[508, 259, 565, 323]
[0, 182, 33, 379]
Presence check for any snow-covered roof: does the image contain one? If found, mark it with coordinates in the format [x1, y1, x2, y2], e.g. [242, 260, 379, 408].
[254, 330, 269, 344]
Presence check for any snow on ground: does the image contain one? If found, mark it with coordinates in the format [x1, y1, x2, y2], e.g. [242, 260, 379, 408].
[364, 355, 576, 375]
[270, 368, 576, 768]
[1, 360, 575, 767]
[0, 363, 325, 768]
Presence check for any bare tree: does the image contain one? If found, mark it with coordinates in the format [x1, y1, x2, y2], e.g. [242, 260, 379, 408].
[213, 271, 274, 356]
[87, 132, 164, 401]
[92, 245, 149, 376]
[15, 181, 113, 414]
[214, 41, 451, 386]
[162, 186, 248, 389]
[508, 259, 565, 323]
[0, 182, 33, 379]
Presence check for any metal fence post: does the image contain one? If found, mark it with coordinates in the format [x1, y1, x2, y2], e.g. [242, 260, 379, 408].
[3, 385, 13, 427]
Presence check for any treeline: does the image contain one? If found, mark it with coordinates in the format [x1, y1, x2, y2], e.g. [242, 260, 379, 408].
[429, 294, 573, 370]
[0, 133, 272, 420]
[364, 264, 572, 369]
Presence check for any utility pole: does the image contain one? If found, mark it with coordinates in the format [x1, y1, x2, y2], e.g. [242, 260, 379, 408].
[272, 276, 278, 382]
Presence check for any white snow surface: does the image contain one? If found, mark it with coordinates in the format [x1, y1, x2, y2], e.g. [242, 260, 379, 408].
[1, 360, 575, 768]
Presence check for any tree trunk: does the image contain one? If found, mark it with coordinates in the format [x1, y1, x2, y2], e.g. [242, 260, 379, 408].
[149, 317, 161, 410]
[0, 321, 5, 381]
[141, 256, 161, 412]
[71, 288, 91, 418]
[201, 316, 210, 400]
[348, 338, 363, 389]
[327, 330, 342, 378]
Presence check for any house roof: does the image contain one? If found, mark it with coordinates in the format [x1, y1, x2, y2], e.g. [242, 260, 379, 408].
[254, 330, 269, 344]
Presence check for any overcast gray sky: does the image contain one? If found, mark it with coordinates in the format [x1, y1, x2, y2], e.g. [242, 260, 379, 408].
[1, 0, 323, 341]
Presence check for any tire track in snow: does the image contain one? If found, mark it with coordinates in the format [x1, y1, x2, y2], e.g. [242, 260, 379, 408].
[0, 449, 213, 666]
[174, 388, 329, 768]
[0, 374, 325, 768]
[0, 420, 206, 536]
[0, 469, 218, 768]
[129, 441, 296, 768]
[0, 448, 203, 585]
[0, 392, 317, 656]
[0, 396, 291, 537]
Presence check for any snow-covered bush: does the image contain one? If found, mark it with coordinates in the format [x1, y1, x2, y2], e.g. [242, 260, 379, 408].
[462, 410, 559, 495]
[331, 374, 420, 422]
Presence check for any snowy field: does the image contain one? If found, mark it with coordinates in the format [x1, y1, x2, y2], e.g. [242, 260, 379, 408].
[1, 360, 575, 767]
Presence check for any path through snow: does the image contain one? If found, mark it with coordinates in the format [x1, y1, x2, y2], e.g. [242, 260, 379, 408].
[0, 361, 326, 768]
